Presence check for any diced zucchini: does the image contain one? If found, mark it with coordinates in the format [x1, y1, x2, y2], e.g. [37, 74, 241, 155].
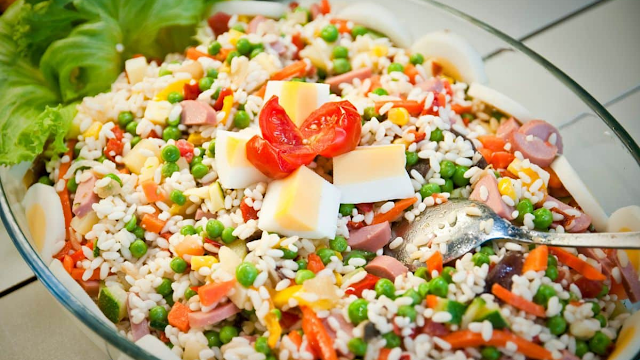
[461, 297, 486, 328]
[208, 181, 225, 213]
[478, 309, 509, 330]
[447, 300, 467, 325]
[98, 286, 128, 323]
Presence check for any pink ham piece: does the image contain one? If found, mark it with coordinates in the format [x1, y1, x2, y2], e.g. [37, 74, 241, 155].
[195, 209, 214, 221]
[607, 250, 640, 303]
[518, 120, 563, 153]
[470, 174, 515, 220]
[496, 117, 520, 141]
[560, 350, 580, 360]
[127, 295, 150, 341]
[325, 67, 373, 94]
[511, 132, 557, 168]
[79, 280, 100, 298]
[348, 222, 392, 252]
[188, 302, 240, 328]
[545, 195, 591, 233]
[180, 100, 217, 126]
[248, 15, 266, 34]
[310, 3, 321, 20]
[365, 255, 408, 280]
[72, 174, 98, 217]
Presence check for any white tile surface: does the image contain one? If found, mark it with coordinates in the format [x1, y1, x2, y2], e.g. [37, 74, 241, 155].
[0, 223, 33, 292]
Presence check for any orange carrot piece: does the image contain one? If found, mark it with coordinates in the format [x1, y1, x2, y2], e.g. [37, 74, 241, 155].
[522, 245, 549, 273]
[490, 152, 515, 170]
[426, 251, 443, 275]
[372, 197, 417, 224]
[545, 167, 563, 189]
[70, 248, 86, 263]
[377, 348, 391, 360]
[71, 268, 100, 281]
[477, 135, 507, 152]
[288, 331, 303, 348]
[174, 236, 205, 258]
[451, 103, 472, 114]
[168, 302, 191, 332]
[374, 100, 424, 116]
[319, 0, 331, 14]
[301, 306, 338, 360]
[62, 255, 74, 274]
[329, 19, 350, 34]
[185, 47, 214, 61]
[408, 129, 426, 142]
[307, 253, 325, 274]
[141, 180, 166, 202]
[426, 295, 439, 309]
[57, 140, 76, 240]
[549, 247, 606, 281]
[492, 283, 546, 318]
[404, 64, 419, 84]
[478, 148, 493, 163]
[441, 330, 552, 360]
[198, 280, 236, 307]
[140, 213, 167, 234]
[271, 60, 307, 81]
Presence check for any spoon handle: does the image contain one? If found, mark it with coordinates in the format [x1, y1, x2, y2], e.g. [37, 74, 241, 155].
[506, 227, 640, 249]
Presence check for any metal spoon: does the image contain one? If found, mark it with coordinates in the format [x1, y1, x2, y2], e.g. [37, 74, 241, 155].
[387, 199, 640, 265]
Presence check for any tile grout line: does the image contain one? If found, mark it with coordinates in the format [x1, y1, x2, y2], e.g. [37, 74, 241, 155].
[0, 276, 37, 298]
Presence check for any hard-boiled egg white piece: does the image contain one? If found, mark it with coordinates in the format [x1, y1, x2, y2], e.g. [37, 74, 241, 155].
[132, 335, 181, 360]
[468, 82, 534, 123]
[259, 166, 340, 240]
[333, 144, 414, 204]
[608, 309, 640, 360]
[337, 2, 412, 49]
[607, 205, 640, 232]
[23, 183, 66, 265]
[411, 30, 487, 84]
[550, 155, 608, 231]
[212, 1, 286, 18]
[215, 130, 269, 189]
[263, 81, 330, 126]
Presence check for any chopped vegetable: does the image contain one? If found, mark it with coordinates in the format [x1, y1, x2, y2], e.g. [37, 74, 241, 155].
[492, 283, 546, 317]
[372, 197, 417, 224]
[301, 306, 338, 360]
[140, 213, 167, 234]
[168, 302, 191, 332]
[197, 280, 235, 307]
[522, 245, 549, 273]
[441, 330, 552, 360]
[549, 247, 606, 281]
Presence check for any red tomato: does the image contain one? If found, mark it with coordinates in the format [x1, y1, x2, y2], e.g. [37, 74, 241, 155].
[259, 96, 306, 146]
[213, 88, 233, 111]
[183, 82, 201, 100]
[490, 151, 515, 169]
[245, 136, 316, 179]
[299, 100, 361, 157]
[575, 277, 604, 299]
[240, 199, 259, 222]
[207, 12, 231, 36]
[176, 139, 194, 163]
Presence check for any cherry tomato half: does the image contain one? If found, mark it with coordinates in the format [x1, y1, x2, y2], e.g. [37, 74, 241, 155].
[245, 136, 316, 179]
[259, 96, 306, 146]
[299, 100, 361, 157]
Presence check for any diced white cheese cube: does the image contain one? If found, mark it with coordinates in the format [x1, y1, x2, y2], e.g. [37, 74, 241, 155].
[125, 56, 148, 85]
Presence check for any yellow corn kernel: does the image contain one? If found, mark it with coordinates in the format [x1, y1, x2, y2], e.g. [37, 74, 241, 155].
[387, 107, 410, 126]
[228, 29, 244, 46]
[507, 158, 546, 190]
[334, 272, 342, 286]
[82, 122, 102, 139]
[191, 256, 218, 270]
[169, 203, 189, 216]
[237, 16, 250, 23]
[221, 94, 234, 124]
[498, 178, 516, 200]
[154, 79, 191, 101]
[372, 45, 388, 57]
[273, 285, 303, 308]
[187, 132, 207, 146]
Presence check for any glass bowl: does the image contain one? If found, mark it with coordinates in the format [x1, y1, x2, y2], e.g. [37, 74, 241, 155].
[2, 0, 639, 359]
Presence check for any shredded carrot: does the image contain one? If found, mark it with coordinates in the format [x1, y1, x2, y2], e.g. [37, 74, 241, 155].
[168, 302, 191, 332]
[57, 140, 76, 240]
[522, 245, 549, 273]
[478, 135, 507, 152]
[329, 19, 350, 34]
[198, 280, 236, 307]
[426, 295, 439, 309]
[492, 283, 546, 317]
[403, 64, 419, 84]
[451, 103, 472, 114]
[301, 306, 338, 360]
[62, 255, 73, 274]
[426, 251, 443, 275]
[441, 330, 552, 360]
[374, 100, 423, 116]
[185, 47, 214, 61]
[549, 247, 606, 281]
[71, 268, 100, 281]
[140, 213, 167, 234]
[307, 253, 325, 274]
[372, 197, 417, 224]
[272, 60, 308, 81]
[141, 180, 165, 202]
[490, 152, 515, 169]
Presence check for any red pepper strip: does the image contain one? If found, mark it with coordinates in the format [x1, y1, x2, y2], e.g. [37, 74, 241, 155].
[240, 199, 259, 222]
[307, 253, 325, 274]
[345, 273, 380, 297]
[213, 88, 233, 111]
[301, 306, 338, 360]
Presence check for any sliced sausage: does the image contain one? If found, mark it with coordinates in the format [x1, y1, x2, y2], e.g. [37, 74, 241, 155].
[188, 302, 240, 328]
[496, 117, 519, 141]
[518, 120, 563, 153]
[180, 100, 217, 126]
[607, 249, 640, 303]
[511, 132, 557, 168]
[325, 67, 373, 94]
[73, 174, 98, 217]
[248, 15, 266, 34]
[470, 174, 514, 220]
[348, 222, 392, 252]
[365, 255, 408, 280]
[545, 195, 591, 233]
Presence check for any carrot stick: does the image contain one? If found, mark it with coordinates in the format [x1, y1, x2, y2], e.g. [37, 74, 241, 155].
[140, 213, 167, 234]
[441, 330, 552, 360]
[301, 306, 338, 360]
[522, 245, 549, 274]
[288, 331, 303, 348]
[57, 140, 76, 240]
[404, 63, 419, 84]
[71, 268, 100, 281]
[549, 247, 606, 281]
[271, 60, 308, 81]
[185, 47, 214, 61]
[62, 255, 74, 274]
[168, 302, 191, 332]
[141, 180, 166, 202]
[307, 253, 325, 274]
[451, 103, 472, 114]
[197, 280, 236, 307]
[372, 197, 417, 224]
[492, 283, 546, 318]
[426, 251, 443, 275]
[374, 100, 424, 116]
[377, 348, 391, 360]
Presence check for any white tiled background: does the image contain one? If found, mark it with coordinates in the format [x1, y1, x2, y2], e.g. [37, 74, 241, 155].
[1, 0, 639, 358]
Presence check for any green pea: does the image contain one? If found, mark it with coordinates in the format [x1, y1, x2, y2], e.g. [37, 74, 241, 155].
[481, 346, 501, 360]
[515, 199, 534, 223]
[439, 160, 456, 179]
[387, 63, 404, 73]
[533, 284, 556, 305]
[533, 207, 553, 230]
[332, 45, 349, 59]
[372, 87, 388, 96]
[414, 267, 429, 280]
[405, 151, 419, 167]
[149, 306, 168, 330]
[271, 308, 282, 321]
[125, 120, 138, 135]
[547, 254, 558, 267]
[212, 87, 222, 100]
[226, 50, 241, 64]
[339, 203, 355, 217]
[208, 140, 216, 157]
[590, 302, 601, 315]
[162, 162, 179, 178]
[158, 68, 172, 77]
[130, 136, 142, 147]
[546, 315, 567, 335]
[234, 110, 251, 129]
[195, 226, 203, 235]
[169, 189, 186, 206]
[480, 246, 495, 256]
[441, 179, 454, 193]
[170, 257, 188, 273]
[420, 183, 441, 199]
[575, 340, 589, 358]
[320, 24, 339, 42]
[382, 332, 401, 348]
[296, 259, 308, 270]
[208, 41, 222, 55]
[441, 267, 456, 283]
[219, 325, 239, 344]
[96, 155, 107, 163]
[204, 330, 221, 347]
[191, 163, 209, 179]
[180, 225, 196, 235]
[351, 25, 368, 38]
[332, 58, 351, 75]
[161, 145, 180, 163]
[281, 247, 297, 259]
[167, 91, 184, 104]
[594, 314, 607, 328]
[404, 288, 422, 305]
[199, 76, 215, 92]
[329, 236, 348, 252]
[133, 226, 145, 239]
[418, 282, 430, 298]
[125, 216, 137, 232]
[472, 252, 490, 267]
[295, 269, 315, 284]
[429, 276, 448, 298]
[254, 336, 270, 354]
[597, 284, 609, 298]
[375, 278, 396, 299]
[348, 299, 369, 324]
[118, 111, 134, 127]
[410, 53, 424, 65]
[166, 115, 180, 127]
[162, 126, 182, 141]
[452, 165, 470, 187]
[67, 176, 78, 192]
[129, 239, 148, 258]
[206, 68, 219, 80]
[105, 173, 123, 186]
[156, 278, 173, 297]
[363, 106, 379, 121]
[236, 38, 252, 56]
[430, 128, 444, 142]
[317, 248, 337, 265]
[397, 305, 417, 321]
[589, 331, 611, 356]
[545, 266, 559, 281]
[221, 227, 237, 244]
[206, 219, 224, 239]
[347, 338, 367, 357]
[184, 288, 197, 300]
[236, 262, 259, 287]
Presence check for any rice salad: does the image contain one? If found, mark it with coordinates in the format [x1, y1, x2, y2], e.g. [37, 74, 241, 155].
[24, 2, 640, 360]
